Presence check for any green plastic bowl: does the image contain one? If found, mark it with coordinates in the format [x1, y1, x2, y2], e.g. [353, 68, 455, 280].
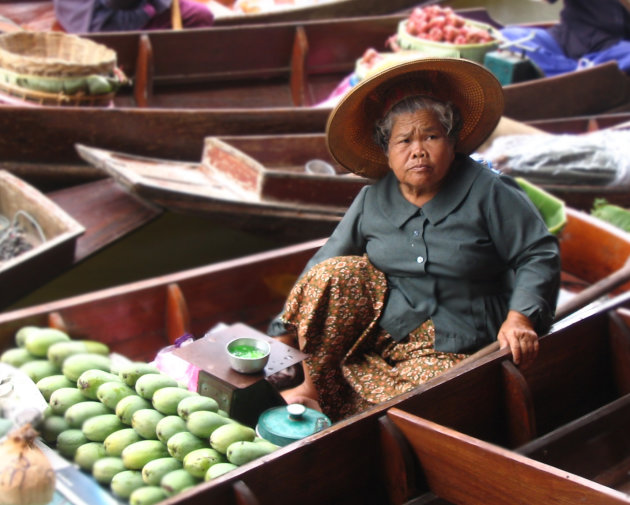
[395, 19, 502, 63]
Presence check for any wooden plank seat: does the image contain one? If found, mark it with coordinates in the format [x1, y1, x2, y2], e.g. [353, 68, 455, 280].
[517, 393, 630, 494]
[386, 407, 630, 505]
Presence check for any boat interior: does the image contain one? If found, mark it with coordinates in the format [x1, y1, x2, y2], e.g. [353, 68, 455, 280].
[196, 300, 630, 505]
[0, 211, 629, 503]
[78, 11, 630, 118]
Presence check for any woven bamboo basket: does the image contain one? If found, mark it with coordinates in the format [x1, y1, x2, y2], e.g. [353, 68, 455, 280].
[0, 31, 116, 77]
[0, 31, 122, 106]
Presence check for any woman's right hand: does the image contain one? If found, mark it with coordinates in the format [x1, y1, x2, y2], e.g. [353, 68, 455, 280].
[497, 310, 539, 369]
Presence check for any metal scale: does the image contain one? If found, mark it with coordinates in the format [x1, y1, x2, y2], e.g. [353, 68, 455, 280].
[173, 322, 307, 427]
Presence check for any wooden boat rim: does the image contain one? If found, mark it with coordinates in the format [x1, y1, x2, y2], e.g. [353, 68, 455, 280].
[74, 143, 353, 218]
[2, 204, 628, 324]
[0, 170, 85, 273]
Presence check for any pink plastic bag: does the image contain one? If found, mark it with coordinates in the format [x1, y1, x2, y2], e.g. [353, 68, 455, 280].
[151, 333, 199, 391]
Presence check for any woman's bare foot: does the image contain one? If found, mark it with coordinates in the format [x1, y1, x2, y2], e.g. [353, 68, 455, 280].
[277, 333, 322, 412]
[281, 382, 322, 412]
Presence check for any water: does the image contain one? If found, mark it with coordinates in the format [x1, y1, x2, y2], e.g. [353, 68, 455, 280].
[7, 211, 297, 310]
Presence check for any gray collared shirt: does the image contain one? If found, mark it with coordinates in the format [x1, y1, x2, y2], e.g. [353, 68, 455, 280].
[273, 155, 560, 354]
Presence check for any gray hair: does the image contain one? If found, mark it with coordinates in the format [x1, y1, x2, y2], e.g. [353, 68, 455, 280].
[373, 95, 462, 154]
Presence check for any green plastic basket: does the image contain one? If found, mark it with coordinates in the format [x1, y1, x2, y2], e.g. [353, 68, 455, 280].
[396, 19, 501, 63]
[516, 177, 567, 235]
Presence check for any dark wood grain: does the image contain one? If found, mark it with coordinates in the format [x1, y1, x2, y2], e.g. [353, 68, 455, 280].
[502, 360, 536, 446]
[0, 245, 629, 503]
[48, 178, 162, 261]
[388, 407, 630, 505]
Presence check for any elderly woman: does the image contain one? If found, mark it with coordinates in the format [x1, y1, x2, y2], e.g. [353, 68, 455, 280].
[270, 58, 561, 422]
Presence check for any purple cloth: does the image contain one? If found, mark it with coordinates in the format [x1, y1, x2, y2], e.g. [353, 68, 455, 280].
[54, 0, 212, 33]
[53, 0, 97, 33]
[144, 1, 215, 29]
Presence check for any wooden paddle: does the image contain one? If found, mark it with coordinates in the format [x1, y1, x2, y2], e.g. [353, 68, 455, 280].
[171, 0, 183, 30]
[453, 256, 630, 368]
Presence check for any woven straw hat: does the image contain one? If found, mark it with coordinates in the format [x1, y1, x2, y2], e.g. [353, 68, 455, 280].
[326, 57, 504, 179]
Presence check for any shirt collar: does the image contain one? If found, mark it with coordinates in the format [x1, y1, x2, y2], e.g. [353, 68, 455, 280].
[375, 155, 482, 228]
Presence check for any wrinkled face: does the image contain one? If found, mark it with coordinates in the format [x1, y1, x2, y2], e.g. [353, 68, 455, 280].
[387, 109, 456, 198]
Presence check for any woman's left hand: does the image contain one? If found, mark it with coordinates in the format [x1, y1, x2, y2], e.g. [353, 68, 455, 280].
[497, 310, 539, 369]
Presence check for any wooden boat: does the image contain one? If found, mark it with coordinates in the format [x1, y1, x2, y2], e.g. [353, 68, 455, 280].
[0, 170, 84, 307]
[0, 105, 333, 191]
[183, 294, 630, 505]
[0, 0, 427, 28]
[0, 3, 626, 110]
[0, 0, 564, 28]
[0, 205, 628, 504]
[74, 138, 355, 226]
[0, 175, 162, 310]
[73, 13, 630, 118]
[0, 10, 627, 189]
[0, 9, 627, 190]
[72, 112, 630, 227]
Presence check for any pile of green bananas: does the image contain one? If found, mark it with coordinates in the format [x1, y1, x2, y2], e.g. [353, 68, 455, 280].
[1, 326, 280, 505]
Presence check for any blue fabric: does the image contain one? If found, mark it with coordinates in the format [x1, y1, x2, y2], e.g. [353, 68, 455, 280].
[500, 26, 630, 76]
[500, 0, 630, 77]
[582, 40, 630, 73]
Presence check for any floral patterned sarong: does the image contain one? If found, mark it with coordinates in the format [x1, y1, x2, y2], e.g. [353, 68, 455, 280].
[281, 255, 469, 421]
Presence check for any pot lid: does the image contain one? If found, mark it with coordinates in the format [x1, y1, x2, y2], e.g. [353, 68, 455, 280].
[256, 404, 331, 446]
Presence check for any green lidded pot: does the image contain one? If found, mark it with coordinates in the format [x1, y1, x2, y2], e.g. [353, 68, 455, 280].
[256, 404, 331, 447]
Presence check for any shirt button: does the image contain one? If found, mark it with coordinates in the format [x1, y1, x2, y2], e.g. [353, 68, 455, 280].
[416, 256, 424, 264]
[413, 230, 420, 236]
